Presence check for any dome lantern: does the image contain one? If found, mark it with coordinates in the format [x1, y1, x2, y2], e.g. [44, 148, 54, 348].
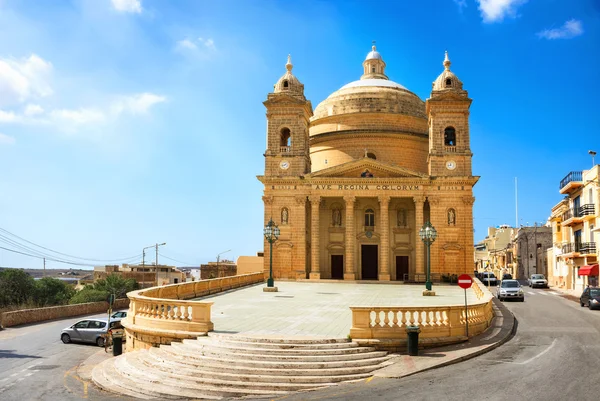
[273, 54, 305, 99]
[361, 42, 388, 80]
[431, 51, 466, 94]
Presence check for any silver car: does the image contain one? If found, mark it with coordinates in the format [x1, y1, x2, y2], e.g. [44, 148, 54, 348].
[528, 274, 548, 288]
[61, 318, 117, 347]
[496, 279, 524, 301]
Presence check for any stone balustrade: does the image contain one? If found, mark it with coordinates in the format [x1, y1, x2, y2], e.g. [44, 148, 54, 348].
[123, 272, 264, 351]
[350, 281, 494, 351]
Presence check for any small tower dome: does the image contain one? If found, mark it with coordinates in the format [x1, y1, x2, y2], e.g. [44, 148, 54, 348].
[361, 43, 388, 80]
[432, 51, 465, 92]
[274, 55, 305, 99]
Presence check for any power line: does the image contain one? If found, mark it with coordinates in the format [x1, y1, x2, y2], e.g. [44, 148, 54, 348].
[159, 253, 198, 266]
[0, 226, 142, 262]
[0, 245, 96, 267]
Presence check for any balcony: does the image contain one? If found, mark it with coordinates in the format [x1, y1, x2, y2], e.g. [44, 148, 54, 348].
[559, 171, 583, 194]
[561, 242, 597, 256]
[561, 204, 596, 226]
[579, 204, 596, 220]
[444, 146, 457, 153]
[280, 146, 290, 153]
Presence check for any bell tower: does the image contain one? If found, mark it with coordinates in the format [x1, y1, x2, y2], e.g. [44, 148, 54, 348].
[426, 52, 472, 177]
[263, 55, 313, 177]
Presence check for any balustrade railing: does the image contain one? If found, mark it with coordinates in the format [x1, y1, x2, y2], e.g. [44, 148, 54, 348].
[280, 146, 290, 153]
[444, 146, 457, 153]
[559, 171, 582, 190]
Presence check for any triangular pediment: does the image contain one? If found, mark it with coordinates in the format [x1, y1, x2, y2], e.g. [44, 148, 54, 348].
[307, 158, 428, 179]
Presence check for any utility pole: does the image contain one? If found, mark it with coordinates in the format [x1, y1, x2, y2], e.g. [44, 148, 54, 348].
[154, 242, 166, 286]
[43, 257, 46, 277]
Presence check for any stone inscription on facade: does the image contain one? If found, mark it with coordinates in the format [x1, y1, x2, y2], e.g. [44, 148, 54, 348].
[313, 184, 420, 191]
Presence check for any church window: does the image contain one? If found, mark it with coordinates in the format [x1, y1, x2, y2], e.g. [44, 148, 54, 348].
[444, 127, 456, 146]
[283, 80, 289, 89]
[367, 152, 376, 160]
[372, 67, 376, 73]
[365, 209, 375, 227]
[280, 128, 291, 148]
[445, 78, 452, 87]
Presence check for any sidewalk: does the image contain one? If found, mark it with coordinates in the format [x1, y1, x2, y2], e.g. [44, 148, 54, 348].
[374, 297, 516, 379]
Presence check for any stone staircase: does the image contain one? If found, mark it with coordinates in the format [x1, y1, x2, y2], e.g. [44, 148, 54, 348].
[92, 334, 392, 399]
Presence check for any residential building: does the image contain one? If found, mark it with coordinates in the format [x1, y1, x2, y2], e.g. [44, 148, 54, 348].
[94, 264, 186, 287]
[513, 225, 552, 280]
[474, 225, 517, 278]
[200, 260, 236, 280]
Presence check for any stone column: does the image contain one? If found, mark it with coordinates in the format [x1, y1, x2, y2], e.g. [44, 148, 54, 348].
[378, 195, 391, 281]
[294, 195, 308, 280]
[309, 196, 321, 280]
[344, 195, 356, 280]
[428, 196, 441, 277]
[413, 196, 426, 279]
[462, 195, 476, 275]
[262, 195, 273, 281]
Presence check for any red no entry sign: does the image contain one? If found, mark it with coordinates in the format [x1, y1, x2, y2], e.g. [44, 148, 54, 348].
[458, 274, 473, 289]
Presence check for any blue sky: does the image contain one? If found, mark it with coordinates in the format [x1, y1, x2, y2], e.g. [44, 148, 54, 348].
[0, 0, 598, 269]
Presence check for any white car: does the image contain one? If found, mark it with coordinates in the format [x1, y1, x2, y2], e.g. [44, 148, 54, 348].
[496, 279, 524, 301]
[528, 274, 548, 288]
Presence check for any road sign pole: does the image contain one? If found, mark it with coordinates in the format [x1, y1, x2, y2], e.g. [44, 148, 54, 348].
[457, 274, 473, 339]
[464, 288, 469, 338]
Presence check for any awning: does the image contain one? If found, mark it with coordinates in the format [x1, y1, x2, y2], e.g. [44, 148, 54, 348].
[579, 264, 599, 276]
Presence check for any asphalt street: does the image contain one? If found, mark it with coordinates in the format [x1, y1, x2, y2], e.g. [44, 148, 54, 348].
[253, 286, 600, 401]
[0, 311, 131, 401]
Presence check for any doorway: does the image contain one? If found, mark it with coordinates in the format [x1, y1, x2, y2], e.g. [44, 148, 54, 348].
[331, 255, 343, 279]
[361, 245, 378, 280]
[396, 256, 409, 281]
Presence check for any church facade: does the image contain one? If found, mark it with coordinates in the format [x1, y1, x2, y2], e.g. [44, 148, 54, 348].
[257, 46, 478, 281]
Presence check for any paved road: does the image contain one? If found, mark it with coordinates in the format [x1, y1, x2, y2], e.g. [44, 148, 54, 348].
[0, 312, 129, 401]
[253, 287, 600, 401]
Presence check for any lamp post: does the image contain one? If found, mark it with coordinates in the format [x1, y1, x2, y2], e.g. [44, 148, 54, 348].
[419, 221, 437, 294]
[263, 218, 280, 290]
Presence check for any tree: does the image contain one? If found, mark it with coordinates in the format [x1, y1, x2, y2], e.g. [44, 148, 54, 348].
[0, 269, 36, 308]
[93, 274, 139, 299]
[69, 286, 109, 304]
[34, 277, 76, 307]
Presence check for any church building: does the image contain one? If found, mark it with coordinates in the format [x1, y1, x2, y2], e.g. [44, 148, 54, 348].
[258, 46, 478, 281]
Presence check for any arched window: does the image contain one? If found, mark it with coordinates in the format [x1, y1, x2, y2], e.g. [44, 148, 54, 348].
[445, 78, 452, 87]
[372, 67, 376, 73]
[280, 128, 291, 148]
[365, 209, 375, 227]
[444, 127, 456, 146]
[283, 80, 289, 88]
[367, 152, 376, 160]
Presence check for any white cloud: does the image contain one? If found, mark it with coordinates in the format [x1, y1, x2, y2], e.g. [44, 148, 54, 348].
[476, 0, 527, 23]
[454, 0, 468, 11]
[176, 39, 198, 51]
[0, 54, 53, 107]
[24, 104, 44, 116]
[50, 108, 106, 126]
[537, 19, 584, 40]
[176, 37, 216, 54]
[111, 93, 166, 115]
[0, 109, 21, 123]
[198, 37, 216, 51]
[0, 132, 15, 145]
[111, 0, 142, 13]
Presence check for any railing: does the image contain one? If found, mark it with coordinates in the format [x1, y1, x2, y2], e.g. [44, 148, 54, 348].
[350, 278, 494, 344]
[280, 146, 290, 153]
[562, 205, 595, 222]
[579, 204, 595, 217]
[559, 171, 582, 190]
[562, 242, 597, 254]
[444, 146, 457, 153]
[123, 272, 265, 350]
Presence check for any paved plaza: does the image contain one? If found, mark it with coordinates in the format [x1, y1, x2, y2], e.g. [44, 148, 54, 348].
[195, 281, 480, 338]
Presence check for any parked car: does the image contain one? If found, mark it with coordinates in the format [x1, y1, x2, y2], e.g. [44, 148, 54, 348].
[481, 272, 497, 286]
[528, 274, 548, 288]
[61, 318, 119, 347]
[580, 287, 600, 310]
[496, 279, 524, 302]
[502, 273, 513, 280]
[111, 310, 127, 320]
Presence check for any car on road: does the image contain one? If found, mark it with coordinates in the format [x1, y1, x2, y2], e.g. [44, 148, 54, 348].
[496, 279, 524, 301]
[502, 273, 513, 280]
[481, 272, 497, 286]
[528, 274, 549, 288]
[61, 318, 119, 347]
[111, 310, 127, 321]
[580, 287, 600, 310]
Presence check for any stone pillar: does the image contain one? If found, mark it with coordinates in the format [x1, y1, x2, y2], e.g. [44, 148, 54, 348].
[413, 196, 426, 278]
[462, 195, 476, 275]
[262, 195, 273, 281]
[427, 196, 441, 276]
[294, 195, 308, 280]
[378, 195, 391, 281]
[309, 196, 321, 280]
[344, 196, 356, 280]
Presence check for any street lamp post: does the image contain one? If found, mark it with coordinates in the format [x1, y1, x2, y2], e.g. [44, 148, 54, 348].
[263, 219, 280, 291]
[419, 221, 437, 295]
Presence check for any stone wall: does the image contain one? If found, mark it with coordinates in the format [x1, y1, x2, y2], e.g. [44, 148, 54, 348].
[0, 298, 129, 328]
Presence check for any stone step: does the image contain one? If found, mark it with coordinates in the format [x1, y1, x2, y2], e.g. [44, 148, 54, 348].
[91, 360, 155, 400]
[172, 341, 388, 362]
[161, 342, 391, 369]
[112, 354, 290, 398]
[149, 348, 391, 377]
[207, 333, 350, 345]
[121, 352, 338, 392]
[199, 336, 360, 350]
[182, 338, 375, 355]
[138, 349, 375, 384]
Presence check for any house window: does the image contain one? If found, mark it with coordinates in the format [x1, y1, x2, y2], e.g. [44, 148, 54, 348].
[445, 78, 452, 87]
[365, 209, 375, 227]
[444, 127, 456, 146]
[280, 128, 291, 147]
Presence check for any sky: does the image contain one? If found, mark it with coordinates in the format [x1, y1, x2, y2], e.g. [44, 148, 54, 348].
[0, 0, 599, 270]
